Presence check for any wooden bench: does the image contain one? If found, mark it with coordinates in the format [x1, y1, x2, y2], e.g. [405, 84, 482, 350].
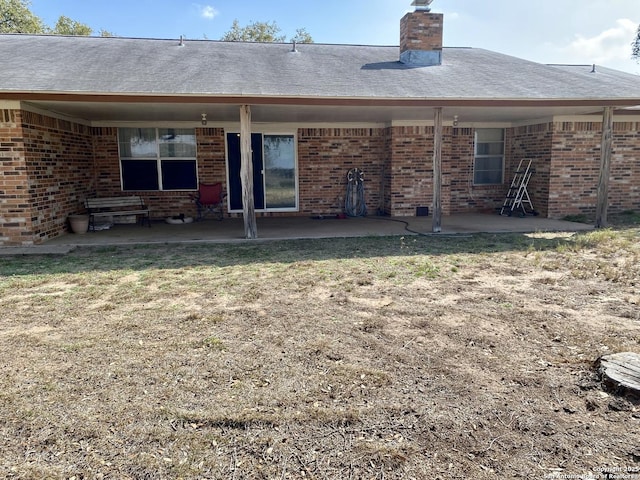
[85, 196, 151, 230]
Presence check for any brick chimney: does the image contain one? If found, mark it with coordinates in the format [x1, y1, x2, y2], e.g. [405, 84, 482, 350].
[400, 0, 443, 66]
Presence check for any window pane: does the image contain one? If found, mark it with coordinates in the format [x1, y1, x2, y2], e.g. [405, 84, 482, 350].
[264, 135, 296, 209]
[119, 128, 157, 158]
[475, 156, 503, 171]
[121, 159, 159, 190]
[474, 128, 505, 185]
[474, 169, 503, 185]
[476, 128, 504, 143]
[158, 128, 196, 157]
[119, 128, 198, 192]
[476, 142, 505, 156]
[161, 160, 197, 190]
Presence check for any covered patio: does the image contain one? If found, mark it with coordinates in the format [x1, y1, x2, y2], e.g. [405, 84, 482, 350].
[0, 213, 593, 254]
[3, 16, 639, 247]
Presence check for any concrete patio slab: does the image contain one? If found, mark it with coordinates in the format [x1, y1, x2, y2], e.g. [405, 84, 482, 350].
[0, 214, 593, 255]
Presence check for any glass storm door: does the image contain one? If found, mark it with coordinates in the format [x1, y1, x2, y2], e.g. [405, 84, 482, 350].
[227, 132, 265, 211]
[227, 133, 297, 211]
[262, 135, 296, 210]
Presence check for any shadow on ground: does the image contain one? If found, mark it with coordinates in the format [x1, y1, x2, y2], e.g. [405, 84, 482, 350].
[0, 230, 599, 276]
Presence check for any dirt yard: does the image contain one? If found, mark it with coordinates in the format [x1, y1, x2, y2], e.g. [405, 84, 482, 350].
[0, 226, 639, 479]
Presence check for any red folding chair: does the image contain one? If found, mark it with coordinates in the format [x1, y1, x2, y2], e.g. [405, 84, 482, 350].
[190, 183, 226, 221]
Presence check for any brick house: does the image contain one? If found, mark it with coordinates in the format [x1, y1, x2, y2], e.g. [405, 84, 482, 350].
[1, 3, 640, 245]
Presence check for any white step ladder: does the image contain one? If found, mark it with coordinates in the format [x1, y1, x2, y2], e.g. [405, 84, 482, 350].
[500, 159, 537, 217]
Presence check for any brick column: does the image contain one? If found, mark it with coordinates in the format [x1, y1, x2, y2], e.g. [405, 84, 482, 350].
[0, 109, 34, 245]
[388, 126, 434, 216]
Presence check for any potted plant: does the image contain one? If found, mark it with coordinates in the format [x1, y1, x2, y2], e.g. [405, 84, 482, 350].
[68, 213, 90, 234]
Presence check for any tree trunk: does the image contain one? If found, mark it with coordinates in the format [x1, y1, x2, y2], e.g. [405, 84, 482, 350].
[595, 106, 614, 229]
[240, 105, 258, 239]
[432, 107, 443, 233]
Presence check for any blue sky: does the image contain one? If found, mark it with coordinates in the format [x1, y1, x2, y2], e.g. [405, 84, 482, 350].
[29, 0, 640, 74]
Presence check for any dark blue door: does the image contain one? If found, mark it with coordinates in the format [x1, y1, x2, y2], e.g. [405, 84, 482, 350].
[227, 132, 265, 211]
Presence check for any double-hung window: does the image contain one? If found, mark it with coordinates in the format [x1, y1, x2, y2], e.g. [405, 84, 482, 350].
[474, 129, 505, 185]
[118, 128, 197, 191]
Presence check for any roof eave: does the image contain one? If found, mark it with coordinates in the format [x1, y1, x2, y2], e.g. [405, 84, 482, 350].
[2, 91, 639, 108]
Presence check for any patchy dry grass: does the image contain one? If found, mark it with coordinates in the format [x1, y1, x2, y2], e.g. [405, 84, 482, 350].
[1, 228, 639, 479]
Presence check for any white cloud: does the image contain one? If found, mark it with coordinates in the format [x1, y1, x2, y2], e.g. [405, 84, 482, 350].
[197, 4, 219, 20]
[562, 18, 637, 64]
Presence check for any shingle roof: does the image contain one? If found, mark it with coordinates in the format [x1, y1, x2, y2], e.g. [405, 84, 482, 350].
[1, 34, 639, 102]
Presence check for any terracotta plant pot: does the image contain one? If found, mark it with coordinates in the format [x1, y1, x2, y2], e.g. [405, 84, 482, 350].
[68, 214, 89, 234]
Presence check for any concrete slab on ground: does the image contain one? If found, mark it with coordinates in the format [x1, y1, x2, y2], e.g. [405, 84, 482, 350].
[0, 214, 593, 255]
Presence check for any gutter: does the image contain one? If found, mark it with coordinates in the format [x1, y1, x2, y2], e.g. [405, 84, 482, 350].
[1, 92, 639, 109]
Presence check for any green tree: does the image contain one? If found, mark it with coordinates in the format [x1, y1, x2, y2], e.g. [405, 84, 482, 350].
[0, 0, 112, 36]
[633, 25, 640, 62]
[291, 27, 313, 44]
[50, 15, 92, 35]
[221, 19, 313, 43]
[0, 0, 45, 33]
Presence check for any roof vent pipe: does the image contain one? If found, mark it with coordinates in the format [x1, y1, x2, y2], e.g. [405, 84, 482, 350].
[291, 40, 298, 52]
[591, 64, 597, 73]
[179, 35, 185, 47]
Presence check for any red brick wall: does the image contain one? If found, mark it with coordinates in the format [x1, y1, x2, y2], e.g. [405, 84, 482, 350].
[609, 122, 640, 214]
[386, 126, 511, 216]
[400, 11, 443, 54]
[22, 111, 94, 242]
[92, 126, 390, 219]
[196, 127, 227, 183]
[4, 113, 639, 246]
[506, 120, 640, 219]
[92, 127, 120, 196]
[0, 109, 31, 245]
[1, 122, 229, 245]
[297, 128, 386, 216]
[91, 127, 227, 219]
[76, 120, 640, 224]
[546, 120, 640, 218]
[548, 122, 602, 218]
[509, 123, 553, 217]
[388, 126, 434, 216]
[447, 127, 508, 214]
[301, 126, 529, 218]
[382, 128, 393, 215]
[0, 109, 94, 245]
[447, 128, 474, 213]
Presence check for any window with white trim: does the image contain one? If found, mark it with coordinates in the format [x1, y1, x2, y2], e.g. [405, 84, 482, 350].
[118, 128, 197, 191]
[474, 128, 505, 185]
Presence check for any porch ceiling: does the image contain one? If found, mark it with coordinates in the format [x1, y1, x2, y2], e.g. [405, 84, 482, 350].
[24, 100, 609, 125]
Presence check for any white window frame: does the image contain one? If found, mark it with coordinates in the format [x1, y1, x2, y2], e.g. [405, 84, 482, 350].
[225, 130, 299, 213]
[118, 128, 198, 191]
[473, 128, 505, 185]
